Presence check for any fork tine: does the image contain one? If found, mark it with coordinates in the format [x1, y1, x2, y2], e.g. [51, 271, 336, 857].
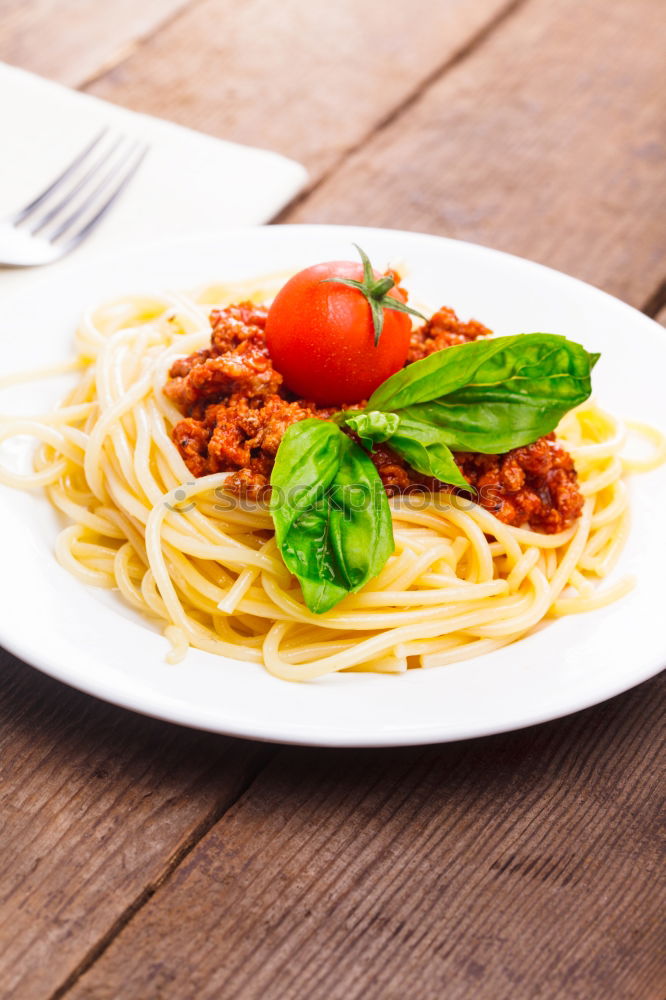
[28, 136, 126, 235]
[55, 144, 149, 249]
[9, 128, 109, 225]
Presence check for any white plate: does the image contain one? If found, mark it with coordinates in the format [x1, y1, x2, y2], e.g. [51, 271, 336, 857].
[1, 225, 665, 746]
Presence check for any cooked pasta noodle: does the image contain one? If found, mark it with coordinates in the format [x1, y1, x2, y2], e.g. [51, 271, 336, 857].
[0, 283, 664, 681]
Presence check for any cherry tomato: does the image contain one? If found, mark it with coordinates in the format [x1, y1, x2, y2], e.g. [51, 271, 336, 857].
[265, 257, 415, 406]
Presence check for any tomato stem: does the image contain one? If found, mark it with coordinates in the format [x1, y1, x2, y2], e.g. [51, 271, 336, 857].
[321, 244, 427, 346]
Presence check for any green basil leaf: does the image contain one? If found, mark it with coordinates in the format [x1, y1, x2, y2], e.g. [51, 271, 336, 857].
[326, 432, 395, 589]
[269, 418, 342, 522]
[386, 414, 471, 490]
[270, 419, 394, 614]
[367, 333, 599, 412]
[341, 410, 400, 450]
[399, 395, 565, 453]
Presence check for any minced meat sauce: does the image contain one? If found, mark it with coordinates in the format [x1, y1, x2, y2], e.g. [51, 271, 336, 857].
[164, 302, 584, 533]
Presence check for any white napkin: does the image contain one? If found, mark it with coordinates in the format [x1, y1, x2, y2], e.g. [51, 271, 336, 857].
[0, 62, 308, 295]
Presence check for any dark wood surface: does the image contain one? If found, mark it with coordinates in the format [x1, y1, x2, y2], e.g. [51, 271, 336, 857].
[0, 1, 664, 997]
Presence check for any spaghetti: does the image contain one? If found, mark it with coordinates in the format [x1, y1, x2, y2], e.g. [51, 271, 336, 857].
[0, 283, 664, 681]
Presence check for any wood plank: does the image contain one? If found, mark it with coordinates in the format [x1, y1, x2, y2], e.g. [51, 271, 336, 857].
[642, 274, 666, 320]
[0, 0, 192, 88]
[67, 676, 665, 1000]
[286, 0, 666, 309]
[0, 652, 269, 999]
[83, 0, 520, 178]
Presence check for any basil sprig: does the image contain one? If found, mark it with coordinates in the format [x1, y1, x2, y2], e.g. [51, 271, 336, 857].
[270, 419, 394, 614]
[270, 333, 598, 613]
[339, 333, 599, 481]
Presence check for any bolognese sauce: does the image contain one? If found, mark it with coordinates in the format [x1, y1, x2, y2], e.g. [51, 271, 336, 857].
[165, 302, 583, 532]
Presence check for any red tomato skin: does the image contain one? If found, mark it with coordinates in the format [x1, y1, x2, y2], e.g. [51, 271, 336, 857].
[265, 261, 412, 406]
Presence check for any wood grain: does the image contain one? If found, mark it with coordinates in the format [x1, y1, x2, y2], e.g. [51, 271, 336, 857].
[67, 676, 666, 1000]
[0, 0, 191, 88]
[287, 0, 666, 310]
[0, 652, 270, 999]
[82, 0, 520, 179]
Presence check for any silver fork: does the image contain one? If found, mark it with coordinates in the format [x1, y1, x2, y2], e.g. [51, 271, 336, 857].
[0, 129, 149, 267]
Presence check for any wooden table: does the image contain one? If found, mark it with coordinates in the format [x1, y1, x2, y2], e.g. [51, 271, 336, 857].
[1, 2, 664, 997]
